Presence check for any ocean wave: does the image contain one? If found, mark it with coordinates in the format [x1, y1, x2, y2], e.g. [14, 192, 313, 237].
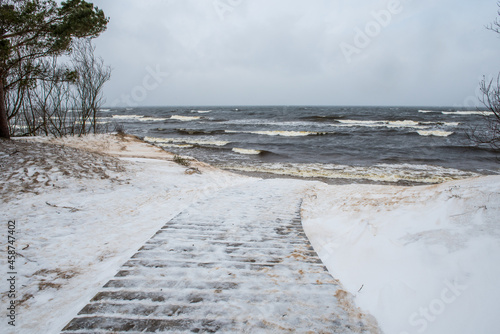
[419, 110, 493, 116]
[112, 115, 145, 120]
[232, 148, 262, 155]
[221, 119, 315, 127]
[177, 129, 226, 135]
[336, 119, 430, 129]
[418, 110, 494, 116]
[191, 110, 212, 114]
[336, 120, 381, 126]
[144, 136, 229, 147]
[171, 115, 202, 121]
[390, 120, 423, 127]
[421, 121, 461, 127]
[138, 117, 168, 122]
[417, 130, 454, 137]
[157, 143, 194, 149]
[219, 163, 479, 184]
[110, 115, 167, 122]
[334, 119, 460, 130]
[222, 119, 280, 125]
[300, 115, 345, 122]
[225, 130, 326, 137]
[442, 111, 494, 116]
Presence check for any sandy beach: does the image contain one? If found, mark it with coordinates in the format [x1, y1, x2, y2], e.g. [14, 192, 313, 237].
[1, 134, 499, 333]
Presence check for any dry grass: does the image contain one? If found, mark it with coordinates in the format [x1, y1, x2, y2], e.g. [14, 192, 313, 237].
[173, 155, 191, 167]
[0, 139, 126, 202]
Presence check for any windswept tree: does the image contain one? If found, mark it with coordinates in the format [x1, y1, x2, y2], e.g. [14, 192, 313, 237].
[474, 75, 500, 151]
[0, 0, 108, 139]
[71, 38, 111, 135]
[471, 2, 500, 151]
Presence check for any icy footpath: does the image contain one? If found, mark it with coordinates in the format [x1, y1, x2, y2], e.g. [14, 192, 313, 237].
[61, 179, 379, 333]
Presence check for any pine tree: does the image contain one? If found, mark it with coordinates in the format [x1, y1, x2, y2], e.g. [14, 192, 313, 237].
[0, 0, 108, 139]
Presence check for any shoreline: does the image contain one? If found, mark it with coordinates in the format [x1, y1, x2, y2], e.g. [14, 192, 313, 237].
[138, 138, 492, 187]
[1, 134, 499, 334]
[217, 168, 449, 186]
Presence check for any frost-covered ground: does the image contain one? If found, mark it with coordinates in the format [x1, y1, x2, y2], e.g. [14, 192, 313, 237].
[1, 134, 499, 333]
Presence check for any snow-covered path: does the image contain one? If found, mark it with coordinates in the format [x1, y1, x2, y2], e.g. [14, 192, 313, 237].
[61, 179, 378, 333]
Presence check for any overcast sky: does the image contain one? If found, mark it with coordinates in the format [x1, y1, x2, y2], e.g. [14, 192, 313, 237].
[89, 0, 500, 107]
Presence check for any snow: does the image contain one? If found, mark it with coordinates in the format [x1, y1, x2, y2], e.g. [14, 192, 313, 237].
[1, 134, 499, 333]
[301, 177, 500, 334]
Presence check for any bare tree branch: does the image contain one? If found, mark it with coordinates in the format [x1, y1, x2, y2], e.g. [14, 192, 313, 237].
[470, 3, 500, 153]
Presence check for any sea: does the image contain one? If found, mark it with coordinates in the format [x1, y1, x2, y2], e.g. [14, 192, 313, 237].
[99, 106, 499, 185]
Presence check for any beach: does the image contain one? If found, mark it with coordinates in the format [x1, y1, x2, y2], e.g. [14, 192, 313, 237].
[1, 134, 499, 333]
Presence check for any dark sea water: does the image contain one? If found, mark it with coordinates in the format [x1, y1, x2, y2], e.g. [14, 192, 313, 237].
[101, 106, 499, 185]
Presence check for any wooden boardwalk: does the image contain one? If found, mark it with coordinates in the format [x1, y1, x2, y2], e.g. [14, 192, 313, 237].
[62, 179, 378, 333]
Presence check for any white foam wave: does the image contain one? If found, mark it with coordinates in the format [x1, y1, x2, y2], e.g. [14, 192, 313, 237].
[336, 119, 430, 129]
[337, 120, 381, 126]
[335, 119, 461, 130]
[389, 120, 421, 127]
[112, 115, 166, 122]
[157, 144, 194, 149]
[99, 109, 111, 112]
[232, 148, 262, 155]
[443, 111, 494, 116]
[108, 116, 166, 122]
[171, 115, 202, 121]
[144, 136, 229, 147]
[225, 130, 323, 137]
[138, 117, 167, 122]
[417, 130, 454, 137]
[112, 115, 144, 120]
[194, 110, 212, 114]
[418, 110, 492, 116]
[220, 163, 479, 184]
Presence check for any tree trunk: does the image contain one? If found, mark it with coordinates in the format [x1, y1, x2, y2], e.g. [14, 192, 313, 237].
[0, 75, 10, 139]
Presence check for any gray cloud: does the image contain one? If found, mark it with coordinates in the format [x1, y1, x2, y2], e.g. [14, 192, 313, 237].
[90, 0, 500, 107]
